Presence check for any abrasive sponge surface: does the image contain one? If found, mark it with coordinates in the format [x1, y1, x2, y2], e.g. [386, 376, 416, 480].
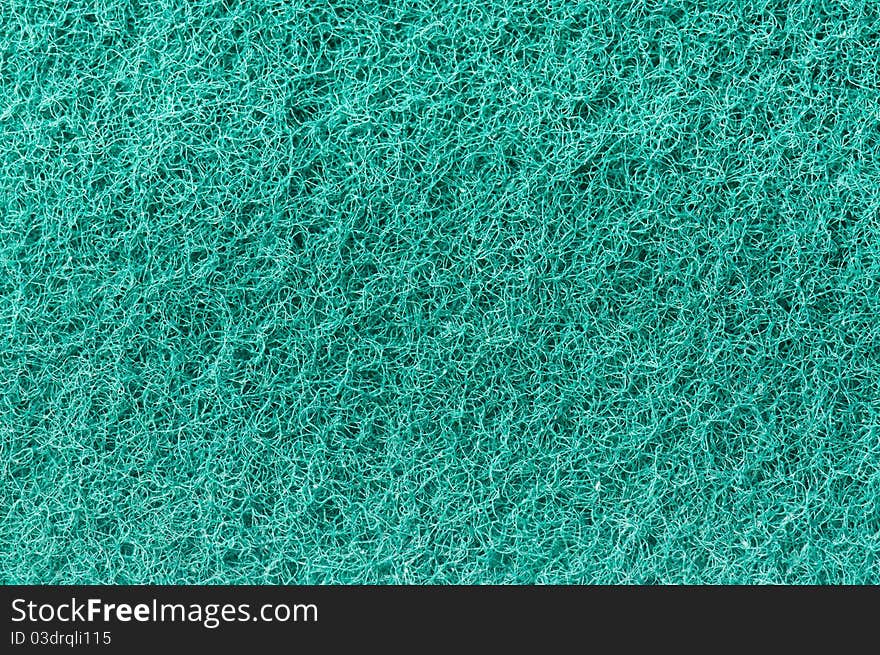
[2, 0, 880, 583]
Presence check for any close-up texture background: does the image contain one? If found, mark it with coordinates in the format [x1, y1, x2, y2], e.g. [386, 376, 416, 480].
[2, 0, 879, 583]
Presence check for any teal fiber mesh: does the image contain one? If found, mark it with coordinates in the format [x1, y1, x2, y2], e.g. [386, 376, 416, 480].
[2, 0, 880, 583]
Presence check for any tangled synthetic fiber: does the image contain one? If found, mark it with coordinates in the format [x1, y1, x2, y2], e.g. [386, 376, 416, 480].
[2, 0, 880, 584]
